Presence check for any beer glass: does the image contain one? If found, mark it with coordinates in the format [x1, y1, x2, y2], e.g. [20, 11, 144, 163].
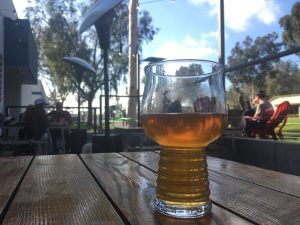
[141, 59, 226, 218]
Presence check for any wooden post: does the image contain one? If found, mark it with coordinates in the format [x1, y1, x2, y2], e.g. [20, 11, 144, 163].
[128, 0, 138, 127]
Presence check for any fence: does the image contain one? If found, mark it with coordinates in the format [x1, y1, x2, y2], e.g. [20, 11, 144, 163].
[5, 105, 99, 133]
[99, 94, 142, 129]
[5, 95, 143, 133]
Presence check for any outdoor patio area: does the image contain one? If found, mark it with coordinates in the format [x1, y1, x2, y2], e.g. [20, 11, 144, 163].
[1, 0, 300, 224]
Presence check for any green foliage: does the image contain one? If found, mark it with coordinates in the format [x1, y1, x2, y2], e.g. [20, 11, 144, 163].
[227, 2, 300, 105]
[227, 33, 282, 96]
[226, 87, 242, 110]
[26, 0, 94, 103]
[279, 2, 300, 52]
[26, 0, 158, 125]
[265, 61, 300, 96]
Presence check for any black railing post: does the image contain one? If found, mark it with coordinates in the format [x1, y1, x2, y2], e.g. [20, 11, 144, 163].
[99, 95, 103, 130]
[93, 107, 97, 134]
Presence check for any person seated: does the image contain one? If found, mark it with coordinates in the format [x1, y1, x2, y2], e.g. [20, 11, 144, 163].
[23, 98, 50, 154]
[193, 97, 202, 112]
[244, 90, 274, 137]
[47, 102, 72, 153]
[47, 102, 72, 125]
[242, 100, 255, 117]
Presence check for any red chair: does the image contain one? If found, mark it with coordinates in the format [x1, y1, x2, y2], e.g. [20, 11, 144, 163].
[251, 101, 291, 140]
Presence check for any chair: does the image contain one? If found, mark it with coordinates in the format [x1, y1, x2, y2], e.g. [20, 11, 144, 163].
[274, 114, 288, 139]
[251, 101, 291, 140]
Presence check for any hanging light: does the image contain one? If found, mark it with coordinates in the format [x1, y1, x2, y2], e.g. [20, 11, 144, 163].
[171, 0, 175, 3]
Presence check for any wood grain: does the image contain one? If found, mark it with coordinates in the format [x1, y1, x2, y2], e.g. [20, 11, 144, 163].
[81, 153, 253, 225]
[0, 156, 32, 218]
[2, 154, 124, 225]
[121, 151, 300, 225]
[207, 156, 300, 197]
[122, 151, 300, 197]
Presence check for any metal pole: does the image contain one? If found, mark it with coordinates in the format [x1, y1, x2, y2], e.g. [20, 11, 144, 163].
[94, 12, 113, 138]
[103, 48, 110, 138]
[218, 0, 225, 88]
[93, 107, 97, 134]
[77, 84, 81, 129]
[137, 54, 141, 126]
[100, 95, 103, 130]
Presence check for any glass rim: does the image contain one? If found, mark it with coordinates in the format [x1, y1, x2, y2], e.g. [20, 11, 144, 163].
[144, 59, 224, 77]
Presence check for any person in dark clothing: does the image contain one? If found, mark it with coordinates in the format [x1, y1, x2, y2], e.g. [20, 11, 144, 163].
[167, 98, 182, 113]
[193, 97, 202, 112]
[24, 99, 48, 140]
[243, 100, 255, 117]
[47, 102, 72, 153]
[23, 98, 50, 154]
[47, 102, 72, 125]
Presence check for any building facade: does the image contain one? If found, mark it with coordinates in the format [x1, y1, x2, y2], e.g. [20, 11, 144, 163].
[1, 0, 46, 119]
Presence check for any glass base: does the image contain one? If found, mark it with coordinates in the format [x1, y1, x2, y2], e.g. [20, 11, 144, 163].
[154, 198, 212, 218]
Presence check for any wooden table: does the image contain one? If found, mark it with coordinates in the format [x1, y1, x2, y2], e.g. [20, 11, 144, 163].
[0, 152, 300, 225]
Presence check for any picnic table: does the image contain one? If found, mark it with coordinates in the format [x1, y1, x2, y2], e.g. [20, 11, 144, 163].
[0, 151, 300, 224]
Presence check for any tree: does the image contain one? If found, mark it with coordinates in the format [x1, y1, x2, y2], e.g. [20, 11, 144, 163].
[279, 2, 300, 54]
[226, 87, 242, 110]
[265, 60, 300, 96]
[26, 0, 158, 126]
[226, 33, 282, 99]
[26, 0, 94, 104]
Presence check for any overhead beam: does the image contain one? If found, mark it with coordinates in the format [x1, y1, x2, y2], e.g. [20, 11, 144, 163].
[225, 47, 300, 73]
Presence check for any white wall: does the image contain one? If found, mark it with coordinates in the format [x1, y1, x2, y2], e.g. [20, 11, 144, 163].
[21, 80, 48, 111]
[270, 95, 300, 117]
[270, 95, 300, 108]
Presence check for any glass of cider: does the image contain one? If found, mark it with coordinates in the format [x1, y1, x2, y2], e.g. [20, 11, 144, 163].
[141, 59, 226, 218]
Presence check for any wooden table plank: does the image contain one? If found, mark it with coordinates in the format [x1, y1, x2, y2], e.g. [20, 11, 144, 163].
[121, 152, 300, 197]
[81, 153, 253, 225]
[121, 151, 300, 225]
[122, 151, 300, 198]
[2, 154, 124, 225]
[0, 156, 32, 220]
[207, 156, 300, 198]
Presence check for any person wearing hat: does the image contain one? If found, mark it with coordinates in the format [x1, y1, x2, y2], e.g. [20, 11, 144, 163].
[34, 98, 48, 105]
[23, 98, 50, 154]
[244, 90, 274, 137]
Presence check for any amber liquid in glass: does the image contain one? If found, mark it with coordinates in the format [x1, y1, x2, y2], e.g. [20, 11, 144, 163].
[141, 113, 226, 210]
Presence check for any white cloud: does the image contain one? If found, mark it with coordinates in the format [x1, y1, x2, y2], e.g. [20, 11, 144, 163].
[153, 34, 218, 60]
[188, 0, 280, 31]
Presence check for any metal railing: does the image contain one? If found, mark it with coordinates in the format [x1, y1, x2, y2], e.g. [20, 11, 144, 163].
[5, 105, 99, 133]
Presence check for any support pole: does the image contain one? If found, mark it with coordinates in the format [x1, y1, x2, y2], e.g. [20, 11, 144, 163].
[77, 84, 81, 129]
[137, 54, 141, 126]
[94, 12, 114, 138]
[100, 95, 103, 130]
[218, 0, 225, 88]
[103, 47, 110, 137]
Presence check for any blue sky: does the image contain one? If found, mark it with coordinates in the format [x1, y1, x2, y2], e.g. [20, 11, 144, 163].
[138, 0, 298, 64]
[12, 0, 299, 105]
[13, 0, 298, 64]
